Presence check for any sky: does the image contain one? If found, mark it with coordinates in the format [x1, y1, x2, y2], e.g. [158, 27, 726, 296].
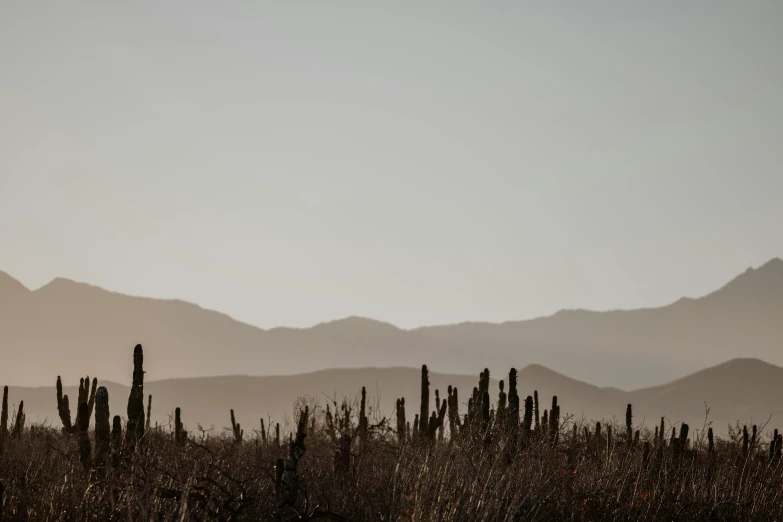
[1, 2, 782, 329]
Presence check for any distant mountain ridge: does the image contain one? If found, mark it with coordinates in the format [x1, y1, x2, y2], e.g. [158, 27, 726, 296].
[0, 258, 782, 389]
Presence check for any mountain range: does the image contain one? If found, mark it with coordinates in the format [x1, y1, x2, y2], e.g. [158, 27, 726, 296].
[1, 258, 782, 390]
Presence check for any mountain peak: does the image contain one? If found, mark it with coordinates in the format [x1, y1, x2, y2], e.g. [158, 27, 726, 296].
[0, 270, 30, 296]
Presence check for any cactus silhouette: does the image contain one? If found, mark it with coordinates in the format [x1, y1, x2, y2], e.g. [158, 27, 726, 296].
[230, 409, 244, 444]
[94, 387, 110, 476]
[419, 365, 430, 438]
[77, 401, 92, 471]
[125, 345, 146, 448]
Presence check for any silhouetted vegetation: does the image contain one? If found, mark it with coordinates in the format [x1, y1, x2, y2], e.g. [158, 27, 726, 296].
[1, 345, 783, 520]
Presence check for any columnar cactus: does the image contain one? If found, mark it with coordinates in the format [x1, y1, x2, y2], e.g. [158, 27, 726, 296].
[626, 404, 633, 447]
[56, 377, 73, 433]
[145, 395, 152, 431]
[542, 409, 548, 435]
[534, 390, 540, 432]
[708, 427, 714, 455]
[522, 396, 533, 439]
[11, 401, 24, 438]
[549, 396, 560, 440]
[447, 386, 460, 437]
[496, 380, 507, 427]
[436, 396, 447, 441]
[396, 398, 406, 443]
[1, 386, 8, 439]
[359, 387, 368, 445]
[77, 402, 92, 471]
[111, 415, 122, 467]
[419, 365, 429, 438]
[94, 387, 110, 476]
[125, 344, 146, 447]
[230, 409, 244, 444]
[175, 407, 186, 444]
[659, 417, 665, 444]
[507, 369, 520, 431]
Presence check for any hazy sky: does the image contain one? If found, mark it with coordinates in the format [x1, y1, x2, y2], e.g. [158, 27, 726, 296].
[1, 2, 781, 329]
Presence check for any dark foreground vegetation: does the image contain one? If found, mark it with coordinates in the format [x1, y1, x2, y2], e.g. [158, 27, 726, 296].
[1, 345, 782, 521]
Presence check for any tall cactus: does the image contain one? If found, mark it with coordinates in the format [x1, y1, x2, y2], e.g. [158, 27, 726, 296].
[145, 395, 152, 431]
[94, 387, 110, 477]
[447, 386, 460, 438]
[436, 396, 447, 441]
[56, 376, 73, 433]
[419, 365, 429, 438]
[111, 415, 122, 467]
[359, 387, 368, 445]
[396, 399, 406, 443]
[496, 380, 507, 427]
[507, 369, 520, 431]
[1, 386, 8, 439]
[549, 396, 560, 440]
[533, 390, 540, 432]
[126, 344, 146, 448]
[11, 401, 24, 438]
[626, 404, 633, 447]
[230, 409, 244, 444]
[175, 407, 187, 444]
[481, 391, 490, 432]
[77, 402, 92, 471]
[522, 396, 533, 439]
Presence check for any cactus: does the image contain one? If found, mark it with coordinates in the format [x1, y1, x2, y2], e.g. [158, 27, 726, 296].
[230, 409, 244, 444]
[145, 394, 152, 431]
[395, 398, 406, 443]
[419, 365, 429, 438]
[507, 369, 520, 431]
[436, 396, 447, 441]
[708, 427, 714, 455]
[534, 390, 540, 432]
[659, 417, 665, 444]
[359, 387, 368, 445]
[11, 401, 24, 438]
[496, 380, 507, 427]
[413, 414, 419, 436]
[626, 404, 633, 447]
[523, 396, 533, 439]
[125, 345, 146, 447]
[542, 409, 548, 435]
[94, 387, 110, 476]
[447, 387, 460, 438]
[1, 386, 8, 439]
[175, 407, 186, 444]
[56, 376, 73, 433]
[111, 415, 122, 467]
[549, 396, 560, 440]
[77, 402, 92, 471]
[261, 418, 268, 446]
